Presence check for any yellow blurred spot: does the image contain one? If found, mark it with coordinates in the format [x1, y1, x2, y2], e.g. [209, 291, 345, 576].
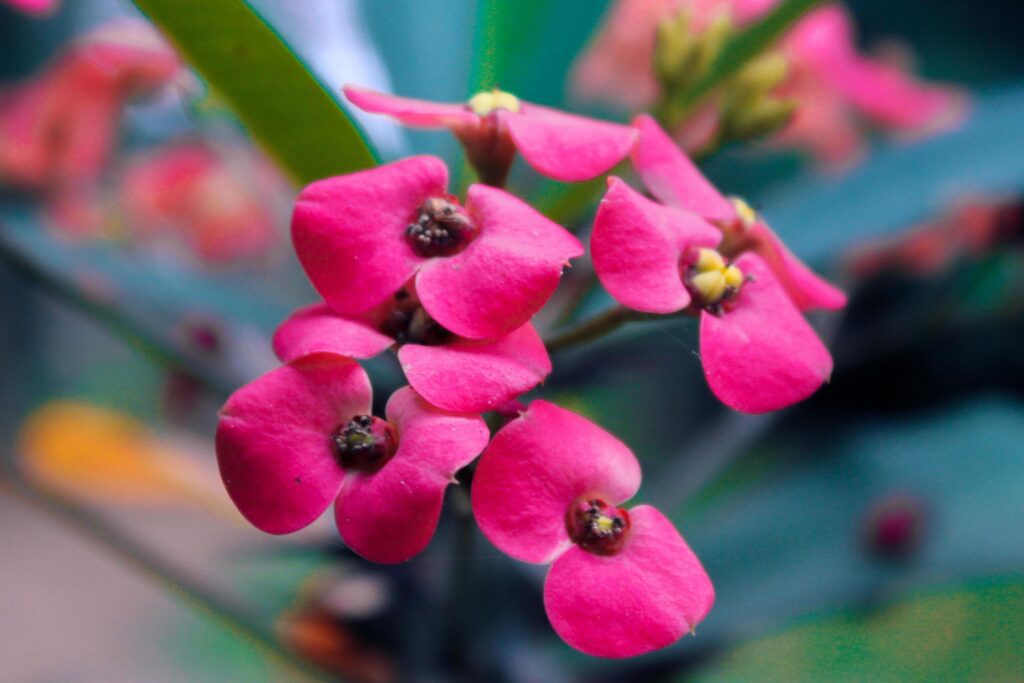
[467, 89, 521, 116]
[17, 400, 213, 507]
[730, 197, 757, 227]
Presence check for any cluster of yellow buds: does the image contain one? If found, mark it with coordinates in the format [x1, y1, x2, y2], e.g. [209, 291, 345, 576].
[652, 10, 796, 147]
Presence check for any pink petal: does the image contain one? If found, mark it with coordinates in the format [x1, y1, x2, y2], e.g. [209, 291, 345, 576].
[397, 323, 551, 413]
[701, 254, 833, 413]
[292, 157, 445, 314]
[786, 7, 963, 133]
[504, 105, 637, 182]
[544, 505, 715, 658]
[471, 401, 641, 564]
[833, 56, 964, 132]
[568, 0, 669, 110]
[343, 84, 479, 128]
[273, 303, 394, 362]
[216, 355, 372, 534]
[592, 177, 721, 314]
[334, 387, 489, 563]
[744, 223, 847, 311]
[633, 114, 736, 222]
[416, 183, 583, 339]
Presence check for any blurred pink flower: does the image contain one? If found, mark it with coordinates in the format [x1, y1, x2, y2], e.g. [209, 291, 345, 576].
[272, 296, 552, 414]
[471, 400, 714, 657]
[216, 355, 489, 563]
[291, 156, 583, 340]
[344, 84, 637, 184]
[592, 117, 839, 413]
[0, 19, 180, 190]
[120, 143, 281, 263]
[571, 0, 965, 165]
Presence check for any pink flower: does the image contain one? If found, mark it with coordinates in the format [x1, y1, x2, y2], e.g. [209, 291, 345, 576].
[216, 354, 489, 564]
[471, 400, 714, 657]
[120, 143, 281, 264]
[2, 0, 58, 16]
[593, 121, 836, 413]
[784, 6, 965, 137]
[343, 84, 637, 185]
[291, 156, 583, 340]
[632, 115, 846, 312]
[0, 19, 180, 190]
[571, 1, 964, 166]
[273, 294, 551, 414]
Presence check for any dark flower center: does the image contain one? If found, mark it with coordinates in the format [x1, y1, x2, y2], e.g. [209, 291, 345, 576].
[566, 497, 631, 556]
[406, 197, 478, 258]
[378, 289, 453, 346]
[331, 415, 398, 473]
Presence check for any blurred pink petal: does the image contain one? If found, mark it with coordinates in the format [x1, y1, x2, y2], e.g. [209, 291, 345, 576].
[121, 143, 281, 263]
[2, 0, 58, 15]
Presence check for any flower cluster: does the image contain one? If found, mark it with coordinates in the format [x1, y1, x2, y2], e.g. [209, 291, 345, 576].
[572, 0, 965, 167]
[217, 84, 846, 656]
[0, 19, 180, 193]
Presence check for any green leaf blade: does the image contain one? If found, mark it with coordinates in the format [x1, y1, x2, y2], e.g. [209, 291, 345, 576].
[132, 0, 378, 185]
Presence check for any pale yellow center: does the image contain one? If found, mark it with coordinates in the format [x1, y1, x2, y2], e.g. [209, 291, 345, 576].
[467, 89, 521, 116]
[690, 248, 744, 304]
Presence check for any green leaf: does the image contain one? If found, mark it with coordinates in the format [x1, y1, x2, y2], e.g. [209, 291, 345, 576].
[132, 0, 378, 185]
[690, 577, 1024, 682]
[682, 0, 826, 108]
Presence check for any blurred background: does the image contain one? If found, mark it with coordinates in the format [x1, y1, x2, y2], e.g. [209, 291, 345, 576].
[0, 0, 1022, 681]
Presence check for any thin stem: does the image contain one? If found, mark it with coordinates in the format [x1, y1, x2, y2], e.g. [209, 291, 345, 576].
[545, 306, 651, 353]
[0, 233, 237, 399]
[1, 469, 332, 682]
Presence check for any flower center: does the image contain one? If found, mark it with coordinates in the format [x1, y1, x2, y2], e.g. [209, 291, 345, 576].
[406, 197, 478, 258]
[566, 497, 631, 556]
[378, 289, 453, 346]
[683, 247, 745, 314]
[466, 88, 521, 116]
[331, 415, 398, 473]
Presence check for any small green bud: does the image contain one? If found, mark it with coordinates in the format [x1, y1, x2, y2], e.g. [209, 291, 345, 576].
[723, 96, 797, 142]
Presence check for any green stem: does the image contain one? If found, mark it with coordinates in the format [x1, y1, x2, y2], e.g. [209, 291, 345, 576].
[0, 233, 237, 399]
[545, 306, 652, 352]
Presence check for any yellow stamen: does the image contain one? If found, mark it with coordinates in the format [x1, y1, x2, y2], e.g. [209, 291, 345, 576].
[695, 247, 725, 272]
[724, 264, 744, 289]
[690, 248, 745, 304]
[595, 515, 615, 533]
[467, 88, 521, 116]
